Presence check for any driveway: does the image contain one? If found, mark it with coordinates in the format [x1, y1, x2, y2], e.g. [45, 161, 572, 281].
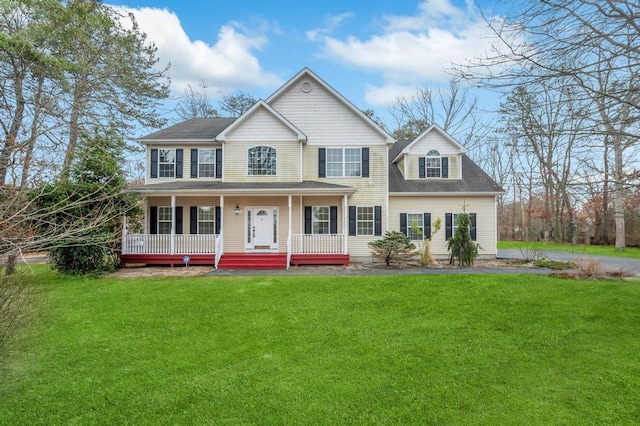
[497, 249, 640, 275]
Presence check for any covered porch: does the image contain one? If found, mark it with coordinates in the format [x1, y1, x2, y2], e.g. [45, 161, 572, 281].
[120, 181, 355, 269]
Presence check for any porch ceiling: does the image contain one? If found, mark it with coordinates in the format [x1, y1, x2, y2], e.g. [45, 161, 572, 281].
[129, 180, 356, 196]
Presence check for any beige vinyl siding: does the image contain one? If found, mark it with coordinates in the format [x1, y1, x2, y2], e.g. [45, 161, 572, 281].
[220, 196, 302, 252]
[223, 140, 301, 182]
[270, 78, 388, 146]
[388, 196, 498, 258]
[403, 153, 461, 179]
[407, 130, 461, 154]
[298, 196, 345, 234]
[145, 144, 222, 183]
[224, 107, 300, 142]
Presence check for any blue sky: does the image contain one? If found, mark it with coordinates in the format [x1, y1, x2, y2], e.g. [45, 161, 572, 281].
[111, 0, 505, 128]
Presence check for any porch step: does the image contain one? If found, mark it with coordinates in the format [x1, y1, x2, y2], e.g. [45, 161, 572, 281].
[217, 253, 288, 270]
[290, 254, 350, 266]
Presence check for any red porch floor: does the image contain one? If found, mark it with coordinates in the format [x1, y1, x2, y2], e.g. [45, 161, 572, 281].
[119, 253, 350, 269]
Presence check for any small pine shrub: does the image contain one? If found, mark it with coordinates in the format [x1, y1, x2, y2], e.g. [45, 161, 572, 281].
[447, 213, 480, 267]
[369, 231, 416, 266]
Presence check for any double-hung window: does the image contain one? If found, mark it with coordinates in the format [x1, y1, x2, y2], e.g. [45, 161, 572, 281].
[197, 207, 215, 234]
[326, 148, 361, 177]
[407, 213, 424, 240]
[445, 212, 477, 241]
[312, 207, 330, 234]
[425, 150, 441, 178]
[159, 149, 176, 178]
[158, 206, 172, 234]
[248, 146, 276, 175]
[198, 149, 216, 177]
[356, 206, 374, 236]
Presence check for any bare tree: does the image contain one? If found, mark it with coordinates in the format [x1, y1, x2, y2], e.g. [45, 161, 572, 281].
[218, 90, 256, 117]
[456, 0, 640, 248]
[175, 82, 219, 121]
[388, 79, 489, 155]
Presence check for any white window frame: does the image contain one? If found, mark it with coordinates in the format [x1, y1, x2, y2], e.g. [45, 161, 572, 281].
[158, 206, 172, 234]
[248, 146, 277, 176]
[312, 206, 330, 234]
[356, 206, 374, 236]
[198, 149, 216, 178]
[326, 148, 361, 177]
[197, 206, 215, 234]
[407, 213, 424, 240]
[425, 149, 441, 178]
[159, 149, 176, 178]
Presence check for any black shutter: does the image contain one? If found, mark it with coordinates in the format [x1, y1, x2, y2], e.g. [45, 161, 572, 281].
[304, 206, 312, 234]
[215, 148, 222, 178]
[361, 148, 369, 177]
[348, 206, 357, 236]
[318, 148, 326, 178]
[330, 206, 338, 234]
[470, 213, 477, 241]
[374, 206, 382, 236]
[424, 213, 431, 239]
[191, 149, 198, 178]
[175, 149, 183, 178]
[150, 206, 158, 234]
[190, 207, 198, 234]
[445, 213, 453, 240]
[419, 157, 425, 178]
[215, 206, 221, 234]
[442, 157, 448, 178]
[400, 213, 407, 235]
[150, 149, 158, 178]
[175, 207, 183, 234]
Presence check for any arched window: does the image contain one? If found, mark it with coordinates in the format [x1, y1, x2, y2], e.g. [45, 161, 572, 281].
[247, 146, 276, 175]
[425, 149, 441, 178]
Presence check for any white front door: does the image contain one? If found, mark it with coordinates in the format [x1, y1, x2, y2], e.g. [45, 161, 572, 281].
[246, 207, 278, 251]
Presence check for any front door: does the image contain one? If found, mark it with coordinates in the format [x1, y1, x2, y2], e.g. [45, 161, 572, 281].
[246, 207, 278, 251]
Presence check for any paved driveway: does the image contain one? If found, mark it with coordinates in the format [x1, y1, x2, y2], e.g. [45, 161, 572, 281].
[497, 249, 640, 275]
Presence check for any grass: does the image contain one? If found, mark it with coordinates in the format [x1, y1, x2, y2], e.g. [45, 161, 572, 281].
[1, 268, 639, 425]
[498, 240, 640, 258]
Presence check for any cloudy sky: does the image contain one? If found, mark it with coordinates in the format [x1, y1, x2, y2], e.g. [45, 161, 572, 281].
[111, 0, 505, 125]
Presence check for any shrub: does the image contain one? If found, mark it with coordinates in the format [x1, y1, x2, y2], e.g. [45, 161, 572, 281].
[447, 213, 480, 266]
[369, 231, 416, 266]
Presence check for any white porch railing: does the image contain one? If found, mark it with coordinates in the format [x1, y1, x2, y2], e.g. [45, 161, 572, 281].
[122, 234, 217, 255]
[290, 234, 344, 254]
[214, 232, 224, 269]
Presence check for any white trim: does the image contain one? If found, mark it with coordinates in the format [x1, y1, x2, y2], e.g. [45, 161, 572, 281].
[245, 206, 279, 251]
[266, 68, 395, 144]
[392, 124, 466, 163]
[217, 100, 307, 142]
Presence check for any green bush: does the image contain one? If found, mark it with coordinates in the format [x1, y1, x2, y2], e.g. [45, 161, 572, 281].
[369, 231, 416, 266]
[447, 213, 480, 266]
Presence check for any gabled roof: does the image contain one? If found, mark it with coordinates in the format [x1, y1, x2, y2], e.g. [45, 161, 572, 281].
[216, 100, 307, 142]
[267, 67, 395, 144]
[389, 140, 503, 195]
[137, 117, 235, 144]
[392, 124, 466, 163]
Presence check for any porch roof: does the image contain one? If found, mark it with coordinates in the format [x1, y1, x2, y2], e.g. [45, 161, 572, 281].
[129, 180, 356, 196]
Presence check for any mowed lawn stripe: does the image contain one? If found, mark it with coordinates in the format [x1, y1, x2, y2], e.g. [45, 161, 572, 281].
[1, 272, 639, 425]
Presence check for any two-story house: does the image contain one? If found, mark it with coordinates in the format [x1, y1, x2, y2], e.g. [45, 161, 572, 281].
[120, 68, 503, 269]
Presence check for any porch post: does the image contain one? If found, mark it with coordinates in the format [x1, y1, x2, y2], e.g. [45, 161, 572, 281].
[343, 195, 348, 254]
[220, 195, 224, 235]
[171, 195, 176, 255]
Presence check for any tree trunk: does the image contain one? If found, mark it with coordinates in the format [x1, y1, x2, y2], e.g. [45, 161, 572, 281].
[0, 75, 26, 186]
[613, 140, 625, 250]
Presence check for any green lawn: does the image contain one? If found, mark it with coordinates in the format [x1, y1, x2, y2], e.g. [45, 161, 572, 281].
[1, 268, 639, 425]
[498, 240, 640, 258]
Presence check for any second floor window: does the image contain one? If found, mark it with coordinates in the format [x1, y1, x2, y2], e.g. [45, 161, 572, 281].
[198, 149, 216, 177]
[425, 150, 441, 178]
[159, 149, 175, 178]
[248, 146, 276, 175]
[327, 148, 361, 177]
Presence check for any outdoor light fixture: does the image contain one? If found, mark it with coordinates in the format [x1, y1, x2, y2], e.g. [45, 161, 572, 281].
[234, 204, 240, 215]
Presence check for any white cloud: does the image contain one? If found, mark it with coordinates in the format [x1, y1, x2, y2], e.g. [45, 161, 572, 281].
[314, 0, 498, 106]
[116, 6, 282, 96]
[306, 12, 354, 42]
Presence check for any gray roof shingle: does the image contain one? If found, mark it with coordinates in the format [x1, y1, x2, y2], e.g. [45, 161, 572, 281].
[138, 117, 236, 142]
[389, 140, 503, 194]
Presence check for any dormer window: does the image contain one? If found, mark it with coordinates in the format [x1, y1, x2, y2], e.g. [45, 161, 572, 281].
[248, 146, 276, 175]
[419, 150, 448, 178]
